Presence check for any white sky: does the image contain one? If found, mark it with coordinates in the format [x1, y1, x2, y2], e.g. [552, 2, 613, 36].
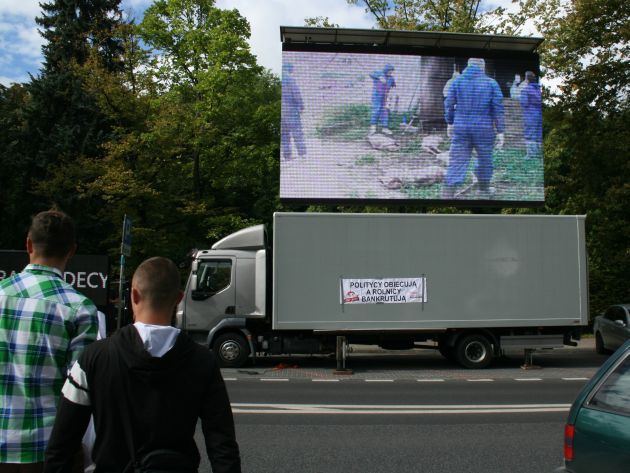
[0, 0, 528, 86]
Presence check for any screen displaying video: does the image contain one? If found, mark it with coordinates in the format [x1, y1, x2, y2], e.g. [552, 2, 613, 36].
[280, 50, 544, 205]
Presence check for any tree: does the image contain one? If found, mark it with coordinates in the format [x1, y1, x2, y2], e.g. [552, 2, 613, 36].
[0, 84, 37, 248]
[539, 0, 630, 312]
[29, 0, 126, 165]
[34, 0, 282, 263]
[37, 0, 125, 73]
[344, 0, 543, 34]
[0, 0, 128, 249]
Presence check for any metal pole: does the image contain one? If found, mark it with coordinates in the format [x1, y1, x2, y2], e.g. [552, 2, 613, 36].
[116, 254, 125, 330]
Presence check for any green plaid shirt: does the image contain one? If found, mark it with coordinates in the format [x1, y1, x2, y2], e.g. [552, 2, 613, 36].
[0, 264, 98, 463]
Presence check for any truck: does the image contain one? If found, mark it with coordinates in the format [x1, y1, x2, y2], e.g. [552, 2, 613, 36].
[176, 212, 588, 369]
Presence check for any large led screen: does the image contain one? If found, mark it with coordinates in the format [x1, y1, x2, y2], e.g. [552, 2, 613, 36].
[280, 50, 544, 205]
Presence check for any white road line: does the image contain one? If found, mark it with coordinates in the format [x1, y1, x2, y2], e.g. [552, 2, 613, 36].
[365, 379, 394, 382]
[467, 379, 494, 382]
[231, 403, 571, 415]
[223, 378, 237, 381]
[312, 379, 340, 382]
[562, 377, 589, 381]
[515, 378, 543, 382]
[417, 379, 445, 382]
[260, 378, 289, 382]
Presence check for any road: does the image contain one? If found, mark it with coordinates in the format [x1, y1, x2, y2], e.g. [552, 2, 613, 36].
[196, 340, 606, 473]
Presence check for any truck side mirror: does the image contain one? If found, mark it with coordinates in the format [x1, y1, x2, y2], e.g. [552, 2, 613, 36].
[190, 260, 199, 291]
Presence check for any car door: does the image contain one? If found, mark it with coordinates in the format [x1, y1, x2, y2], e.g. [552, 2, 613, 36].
[183, 258, 236, 333]
[609, 306, 629, 350]
[600, 307, 618, 349]
[620, 307, 630, 346]
[573, 350, 630, 472]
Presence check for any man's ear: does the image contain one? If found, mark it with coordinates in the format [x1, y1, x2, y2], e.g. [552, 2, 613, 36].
[67, 243, 77, 259]
[131, 286, 142, 305]
[26, 237, 34, 255]
[176, 290, 184, 305]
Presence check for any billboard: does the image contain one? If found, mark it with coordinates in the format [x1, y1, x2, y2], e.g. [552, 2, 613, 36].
[280, 48, 543, 206]
[0, 251, 109, 306]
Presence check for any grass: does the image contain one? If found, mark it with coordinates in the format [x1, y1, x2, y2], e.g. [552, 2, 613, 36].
[400, 147, 544, 201]
[355, 154, 377, 166]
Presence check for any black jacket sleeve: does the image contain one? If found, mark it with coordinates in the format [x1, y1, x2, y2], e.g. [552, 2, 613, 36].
[200, 358, 241, 473]
[44, 395, 92, 473]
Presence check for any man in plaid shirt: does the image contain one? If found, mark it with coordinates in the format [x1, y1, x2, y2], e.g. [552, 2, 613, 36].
[0, 210, 98, 473]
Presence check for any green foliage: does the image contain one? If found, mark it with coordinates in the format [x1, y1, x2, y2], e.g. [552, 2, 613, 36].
[344, 0, 541, 33]
[304, 17, 339, 28]
[538, 0, 630, 314]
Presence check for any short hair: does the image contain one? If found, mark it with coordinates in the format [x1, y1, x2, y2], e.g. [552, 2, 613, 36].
[525, 71, 537, 82]
[28, 210, 76, 259]
[132, 257, 181, 311]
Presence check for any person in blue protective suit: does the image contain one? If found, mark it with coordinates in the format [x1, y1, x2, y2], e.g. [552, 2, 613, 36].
[520, 71, 542, 159]
[369, 64, 396, 135]
[443, 58, 505, 199]
[281, 63, 306, 160]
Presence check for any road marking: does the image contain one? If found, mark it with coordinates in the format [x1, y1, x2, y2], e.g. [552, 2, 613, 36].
[231, 403, 572, 415]
[226, 377, 591, 382]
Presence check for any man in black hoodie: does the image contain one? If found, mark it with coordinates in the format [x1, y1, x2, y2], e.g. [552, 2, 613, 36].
[44, 257, 241, 473]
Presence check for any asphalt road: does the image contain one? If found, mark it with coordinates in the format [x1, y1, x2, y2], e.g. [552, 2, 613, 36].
[195, 340, 607, 473]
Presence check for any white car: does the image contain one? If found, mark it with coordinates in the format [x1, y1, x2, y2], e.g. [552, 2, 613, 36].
[594, 304, 630, 354]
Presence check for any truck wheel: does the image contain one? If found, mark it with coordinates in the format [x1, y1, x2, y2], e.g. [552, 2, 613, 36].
[212, 333, 250, 368]
[595, 332, 609, 355]
[455, 334, 493, 369]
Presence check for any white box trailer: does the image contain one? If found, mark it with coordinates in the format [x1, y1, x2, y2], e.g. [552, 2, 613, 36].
[178, 212, 588, 368]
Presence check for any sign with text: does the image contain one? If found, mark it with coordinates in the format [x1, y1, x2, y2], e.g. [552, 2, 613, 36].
[0, 251, 109, 306]
[340, 277, 427, 305]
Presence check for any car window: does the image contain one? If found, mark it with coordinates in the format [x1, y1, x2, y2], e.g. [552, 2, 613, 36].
[614, 307, 627, 322]
[605, 307, 626, 322]
[197, 260, 232, 293]
[604, 307, 617, 321]
[587, 353, 630, 417]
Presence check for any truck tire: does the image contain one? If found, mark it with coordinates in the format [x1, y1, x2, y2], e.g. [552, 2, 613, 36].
[455, 334, 493, 369]
[212, 333, 250, 368]
[595, 332, 609, 355]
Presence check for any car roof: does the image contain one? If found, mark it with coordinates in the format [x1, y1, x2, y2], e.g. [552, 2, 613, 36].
[607, 303, 630, 310]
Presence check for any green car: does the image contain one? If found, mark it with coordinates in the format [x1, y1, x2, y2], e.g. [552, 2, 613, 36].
[556, 339, 630, 472]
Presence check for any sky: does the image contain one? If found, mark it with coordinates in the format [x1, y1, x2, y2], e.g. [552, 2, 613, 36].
[0, 0, 531, 87]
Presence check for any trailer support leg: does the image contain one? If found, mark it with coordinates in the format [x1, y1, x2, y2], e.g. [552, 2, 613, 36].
[333, 336, 353, 375]
[521, 348, 541, 370]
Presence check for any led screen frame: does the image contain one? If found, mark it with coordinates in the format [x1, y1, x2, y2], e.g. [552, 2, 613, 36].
[280, 42, 544, 207]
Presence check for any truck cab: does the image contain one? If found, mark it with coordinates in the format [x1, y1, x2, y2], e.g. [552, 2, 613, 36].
[176, 225, 267, 365]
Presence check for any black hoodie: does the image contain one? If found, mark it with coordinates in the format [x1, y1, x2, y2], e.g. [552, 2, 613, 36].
[44, 325, 241, 473]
